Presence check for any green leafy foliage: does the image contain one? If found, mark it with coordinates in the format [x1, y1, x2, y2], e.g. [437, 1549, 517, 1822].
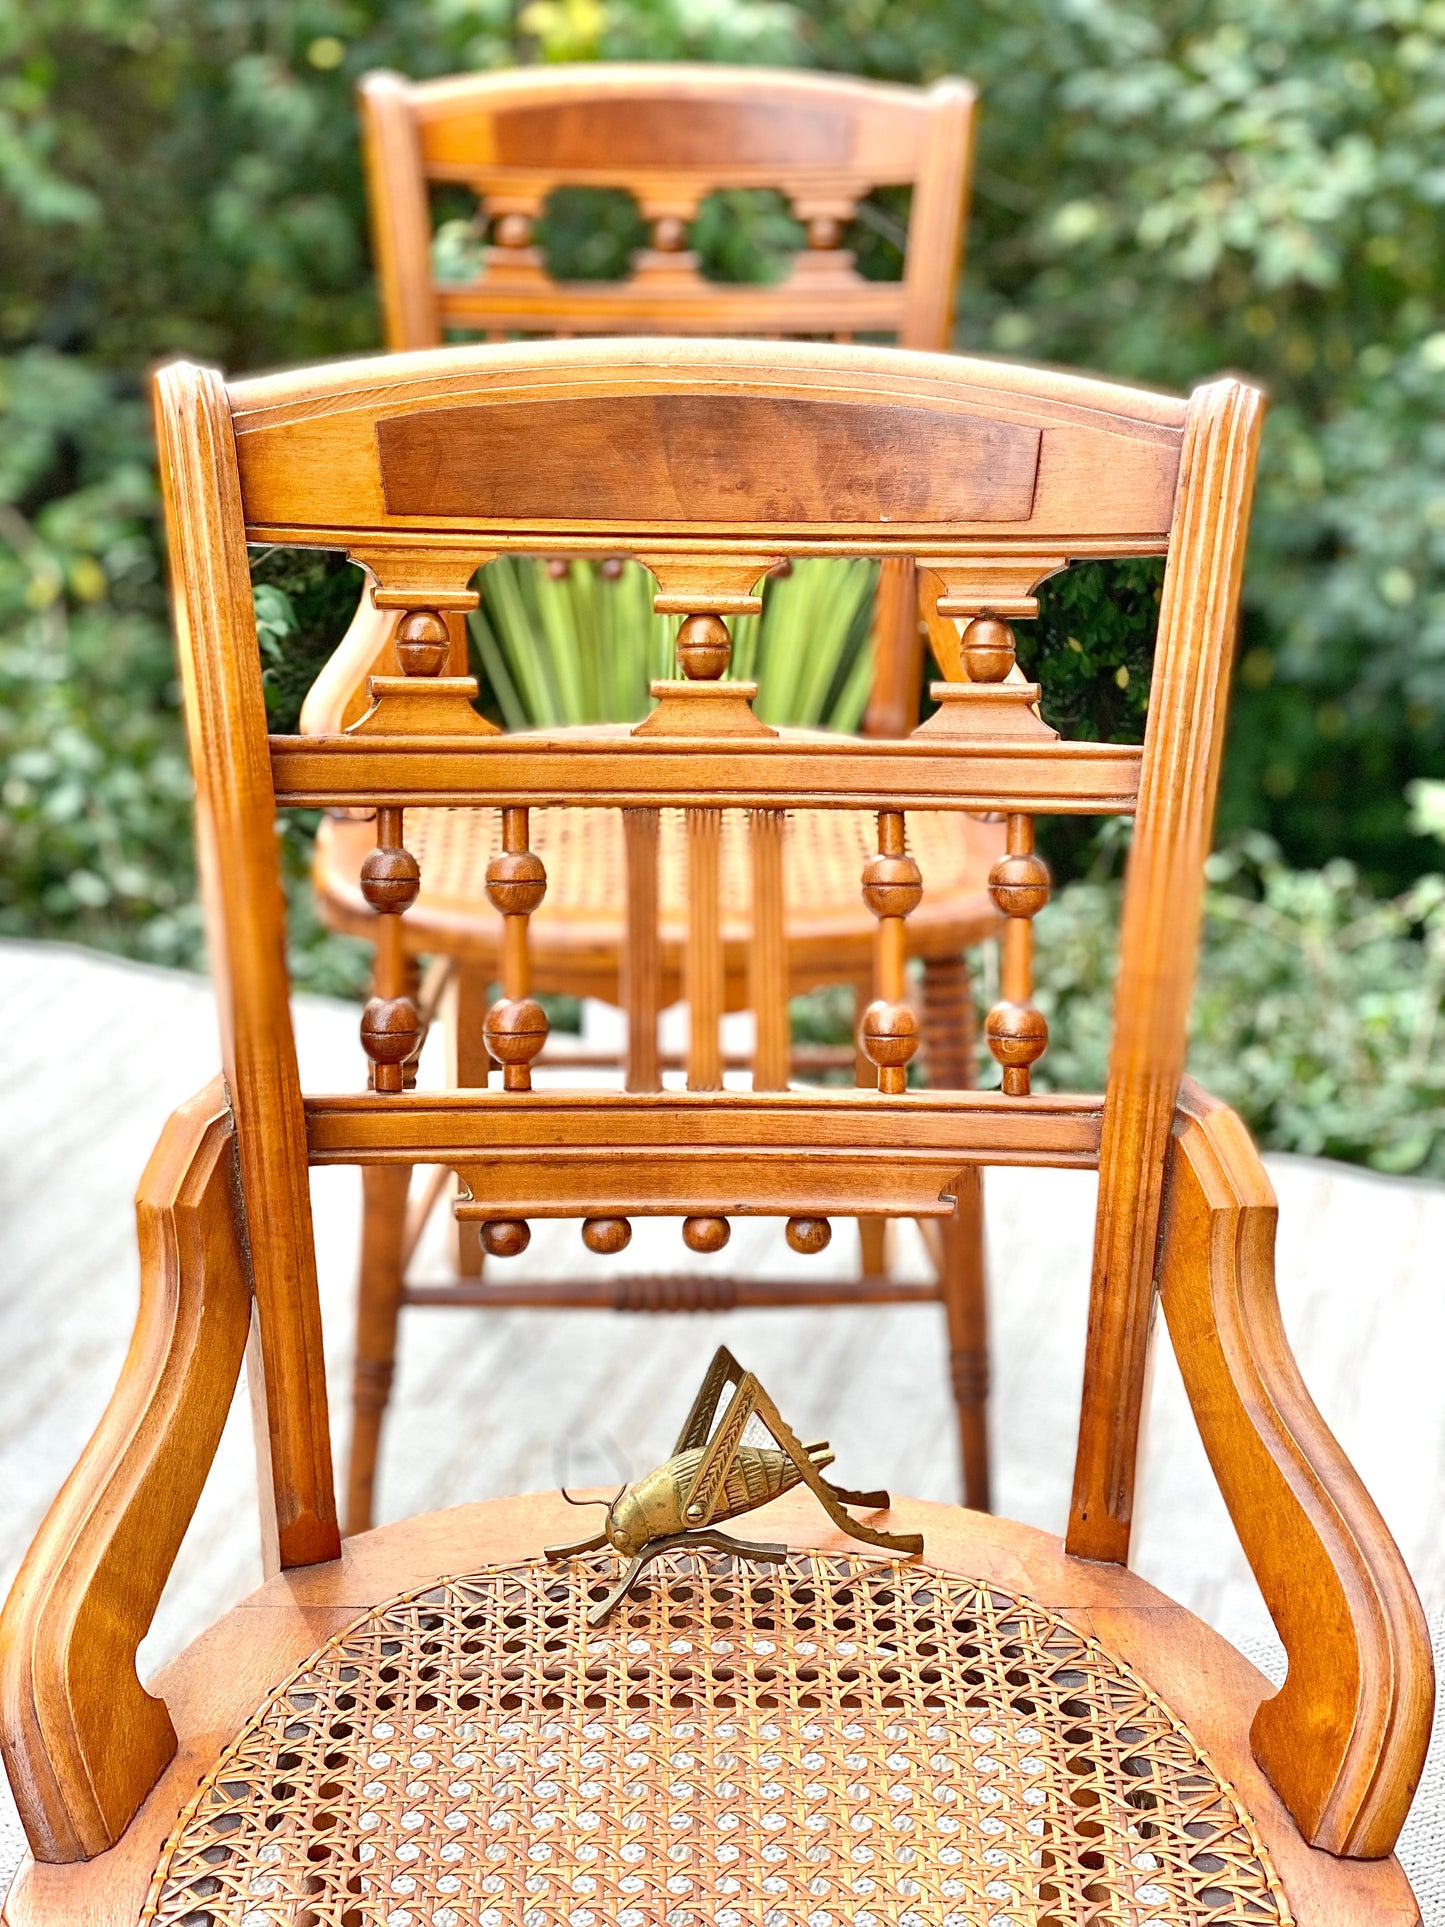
[1020, 836, 1445, 1178]
[472, 554, 876, 730]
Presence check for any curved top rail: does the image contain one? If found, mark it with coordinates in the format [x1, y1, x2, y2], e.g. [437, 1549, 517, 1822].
[227, 337, 1190, 555]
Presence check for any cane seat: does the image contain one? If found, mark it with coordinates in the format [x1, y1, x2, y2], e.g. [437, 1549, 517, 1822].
[146, 1549, 1290, 1927]
[314, 800, 1004, 995]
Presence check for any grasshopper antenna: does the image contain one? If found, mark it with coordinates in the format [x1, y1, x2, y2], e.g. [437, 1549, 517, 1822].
[556, 1429, 630, 1509]
[560, 1482, 625, 1509]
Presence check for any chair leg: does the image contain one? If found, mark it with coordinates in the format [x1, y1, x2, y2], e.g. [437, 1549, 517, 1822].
[345, 1162, 410, 1537]
[922, 952, 992, 1512]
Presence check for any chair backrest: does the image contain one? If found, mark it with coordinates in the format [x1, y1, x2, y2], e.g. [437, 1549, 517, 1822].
[154, 339, 1262, 1576]
[359, 64, 975, 354]
[348, 64, 977, 741]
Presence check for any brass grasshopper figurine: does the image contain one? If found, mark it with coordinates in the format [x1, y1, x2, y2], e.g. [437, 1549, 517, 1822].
[548, 1345, 923, 1624]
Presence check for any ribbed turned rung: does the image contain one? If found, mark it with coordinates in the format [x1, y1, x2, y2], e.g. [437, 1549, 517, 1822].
[685, 805, 724, 1090]
[749, 808, 790, 1091]
[621, 807, 662, 1093]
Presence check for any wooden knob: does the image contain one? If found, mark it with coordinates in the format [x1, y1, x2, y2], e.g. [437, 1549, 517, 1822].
[682, 1215, 730, 1254]
[546, 557, 571, 580]
[986, 1001, 1048, 1096]
[484, 996, 548, 1090]
[807, 216, 842, 250]
[988, 851, 1051, 919]
[676, 614, 731, 681]
[360, 995, 419, 1065]
[860, 852, 923, 920]
[599, 556, 624, 580]
[582, 1216, 632, 1255]
[485, 848, 547, 917]
[494, 212, 533, 249]
[961, 616, 1016, 684]
[860, 998, 919, 1097]
[481, 1220, 530, 1258]
[359, 844, 420, 915]
[652, 215, 688, 252]
[859, 999, 919, 1069]
[395, 610, 449, 677]
[786, 1217, 831, 1255]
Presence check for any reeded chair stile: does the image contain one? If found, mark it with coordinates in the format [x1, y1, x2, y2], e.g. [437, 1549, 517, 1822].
[307, 62, 1005, 1534]
[0, 340, 1431, 1927]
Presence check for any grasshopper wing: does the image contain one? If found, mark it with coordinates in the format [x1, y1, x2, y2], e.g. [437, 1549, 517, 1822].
[677, 1371, 760, 1528]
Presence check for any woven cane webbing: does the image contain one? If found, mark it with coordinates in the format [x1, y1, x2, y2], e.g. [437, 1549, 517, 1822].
[398, 807, 997, 934]
[144, 1552, 1292, 1927]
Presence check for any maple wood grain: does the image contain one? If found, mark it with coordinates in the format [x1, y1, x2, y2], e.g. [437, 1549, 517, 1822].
[1159, 1081, 1434, 1858]
[0, 1084, 251, 1862]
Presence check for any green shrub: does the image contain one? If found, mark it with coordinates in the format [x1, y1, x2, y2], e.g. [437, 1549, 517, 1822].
[1023, 835, 1445, 1177]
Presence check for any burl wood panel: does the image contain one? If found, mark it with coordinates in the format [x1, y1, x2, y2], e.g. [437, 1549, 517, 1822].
[377, 396, 1040, 526]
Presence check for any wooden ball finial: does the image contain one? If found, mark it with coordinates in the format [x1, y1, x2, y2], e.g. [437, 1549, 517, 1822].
[361, 995, 419, 1093]
[582, 1216, 632, 1255]
[481, 1220, 530, 1258]
[986, 1000, 1048, 1097]
[859, 998, 919, 1096]
[785, 1216, 832, 1255]
[987, 851, 1051, 919]
[359, 844, 421, 916]
[860, 851, 923, 920]
[483, 995, 549, 1091]
[682, 1215, 731, 1253]
[395, 610, 449, 677]
[676, 614, 731, 681]
[484, 848, 547, 917]
[961, 616, 1017, 684]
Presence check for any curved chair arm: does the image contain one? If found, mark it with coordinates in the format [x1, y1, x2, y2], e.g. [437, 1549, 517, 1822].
[0, 1082, 253, 1863]
[297, 575, 397, 736]
[1158, 1079, 1434, 1857]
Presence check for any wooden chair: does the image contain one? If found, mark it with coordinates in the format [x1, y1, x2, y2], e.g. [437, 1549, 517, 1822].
[310, 62, 1002, 1537]
[1, 339, 1433, 1927]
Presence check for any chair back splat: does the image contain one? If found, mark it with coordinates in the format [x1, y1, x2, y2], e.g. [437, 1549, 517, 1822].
[359, 65, 974, 354]
[156, 339, 1260, 1575]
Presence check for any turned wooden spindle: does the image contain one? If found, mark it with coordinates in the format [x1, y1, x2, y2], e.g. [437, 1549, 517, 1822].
[985, 812, 1051, 1096]
[621, 808, 662, 1094]
[685, 805, 724, 1092]
[676, 612, 729, 1093]
[359, 805, 421, 1094]
[859, 809, 923, 1096]
[483, 806, 548, 1094]
[807, 215, 843, 251]
[749, 808, 790, 1091]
